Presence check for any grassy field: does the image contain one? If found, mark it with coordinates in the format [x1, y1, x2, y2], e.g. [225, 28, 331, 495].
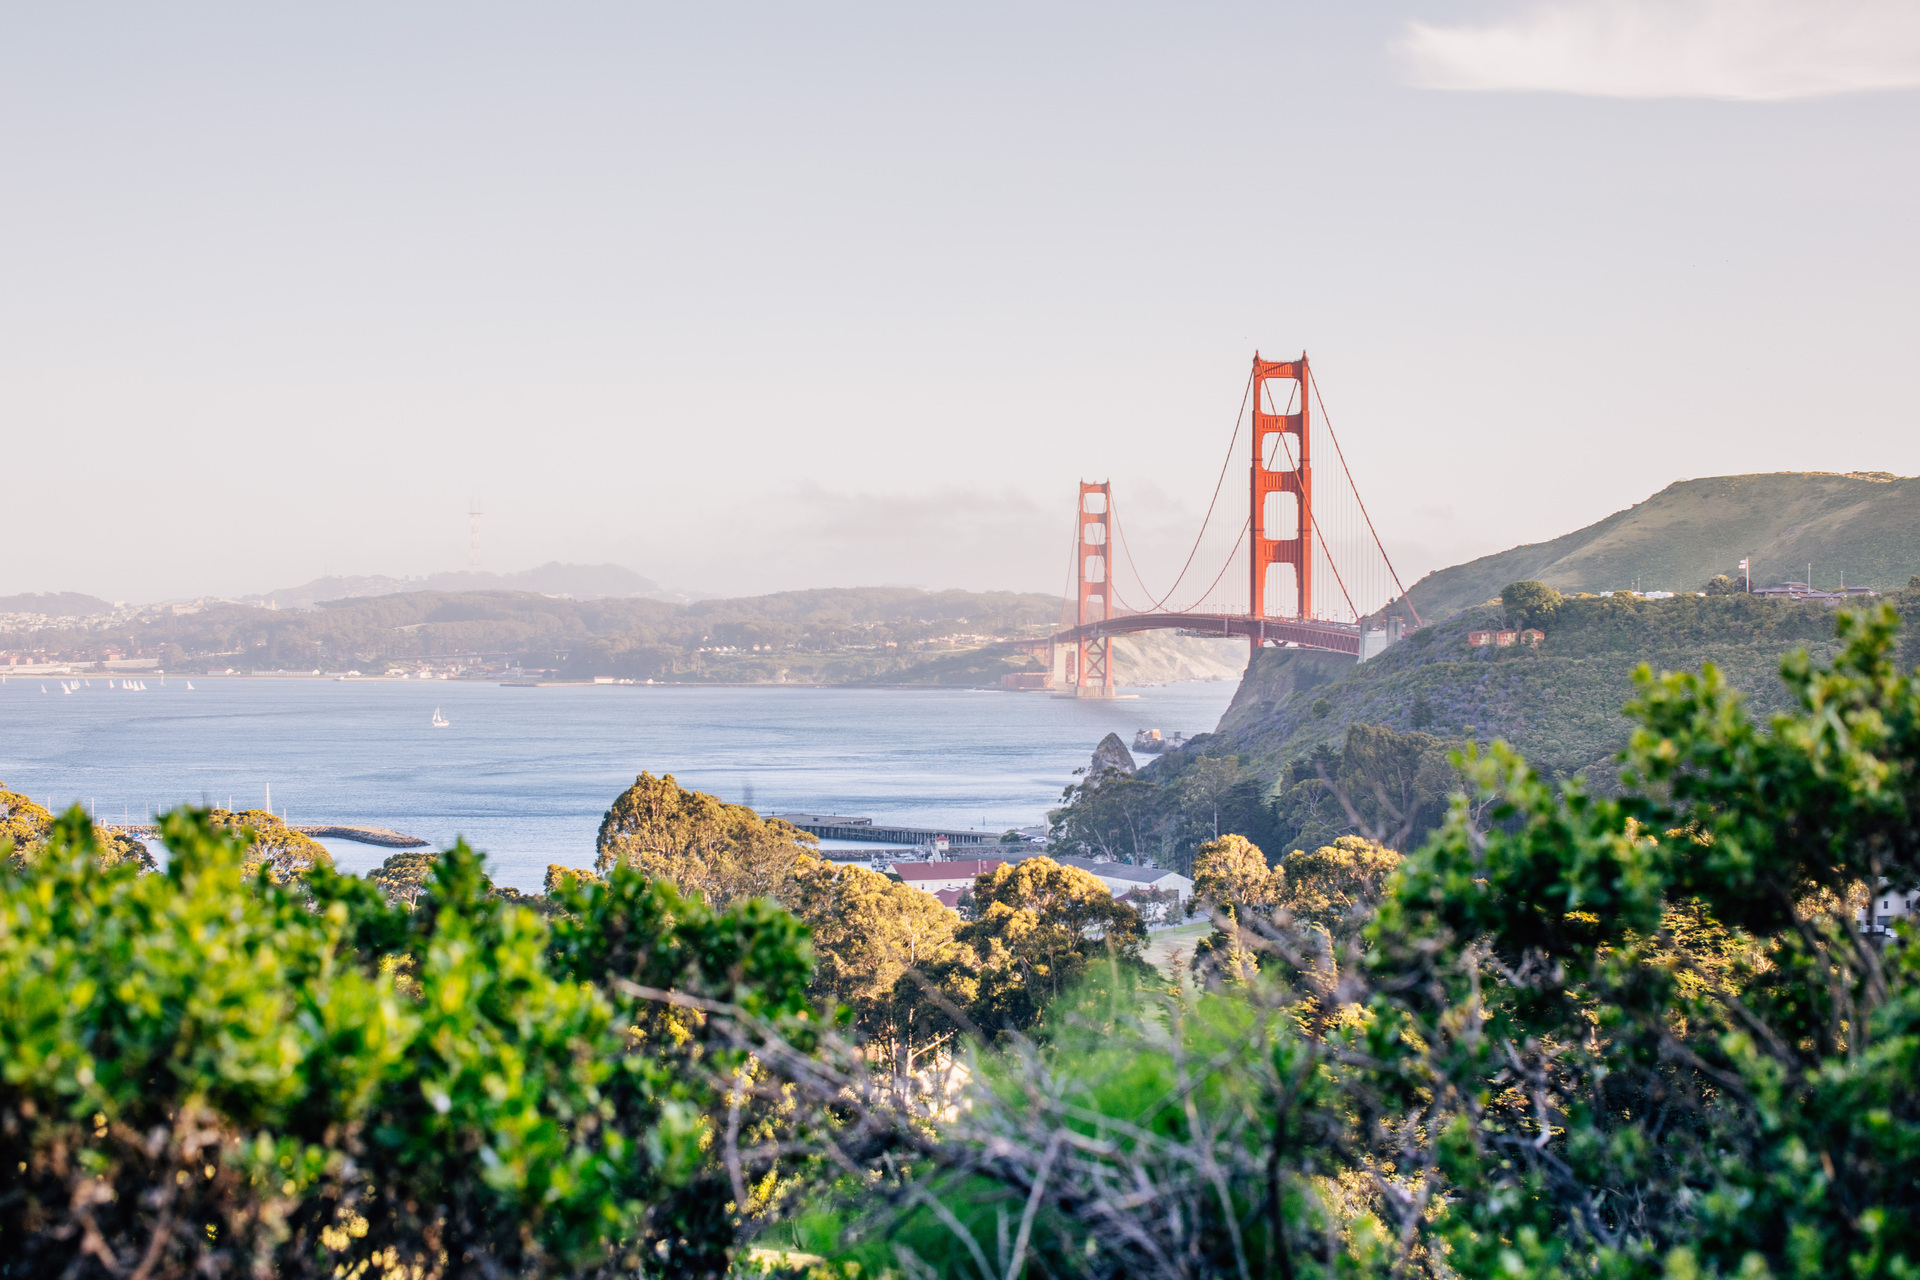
[1142, 921, 1212, 978]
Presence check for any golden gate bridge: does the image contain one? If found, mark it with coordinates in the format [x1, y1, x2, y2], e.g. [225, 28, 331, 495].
[1043, 351, 1422, 696]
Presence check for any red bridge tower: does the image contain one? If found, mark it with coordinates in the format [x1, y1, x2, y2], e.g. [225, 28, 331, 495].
[1073, 480, 1114, 696]
[1251, 352, 1311, 621]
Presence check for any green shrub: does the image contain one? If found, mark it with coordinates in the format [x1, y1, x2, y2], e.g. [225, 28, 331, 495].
[0, 808, 820, 1279]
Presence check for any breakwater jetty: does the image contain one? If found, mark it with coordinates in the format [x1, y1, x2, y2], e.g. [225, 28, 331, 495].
[108, 823, 429, 849]
[770, 812, 995, 847]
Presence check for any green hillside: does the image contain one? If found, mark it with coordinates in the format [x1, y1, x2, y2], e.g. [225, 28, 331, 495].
[1215, 591, 1859, 784]
[1402, 471, 1920, 621]
[1054, 590, 1911, 875]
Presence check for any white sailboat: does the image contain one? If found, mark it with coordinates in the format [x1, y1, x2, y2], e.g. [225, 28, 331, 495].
[186, 681, 195, 690]
[431, 707, 450, 728]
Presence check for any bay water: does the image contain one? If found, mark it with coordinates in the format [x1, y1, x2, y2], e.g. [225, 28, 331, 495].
[0, 675, 1239, 889]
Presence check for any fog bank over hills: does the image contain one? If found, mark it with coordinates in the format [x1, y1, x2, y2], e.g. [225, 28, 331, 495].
[247, 562, 705, 610]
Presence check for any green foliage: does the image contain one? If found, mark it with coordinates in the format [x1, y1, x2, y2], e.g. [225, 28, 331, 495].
[954, 857, 1149, 1036]
[365, 847, 439, 906]
[0, 804, 821, 1279]
[0, 784, 52, 853]
[1047, 769, 1163, 863]
[1362, 604, 1920, 1277]
[795, 607, 1920, 1279]
[804, 970, 1353, 1280]
[1502, 578, 1563, 629]
[206, 806, 332, 882]
[1271, 723, 1457, 852]
[0, 785, 154, 873]
[594, 771, 815, 906]
[1216, 593, 1849, 785]
[1189, 833, 1280, 915]
[1703, 573, 1743, 595]
[785, 855, 966, 1070]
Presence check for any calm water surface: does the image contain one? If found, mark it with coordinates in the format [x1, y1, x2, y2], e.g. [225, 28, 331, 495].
[0, 675, 1239, 889]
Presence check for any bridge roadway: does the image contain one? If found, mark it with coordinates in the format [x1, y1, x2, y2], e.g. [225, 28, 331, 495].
[1046, 612, 1362, 657]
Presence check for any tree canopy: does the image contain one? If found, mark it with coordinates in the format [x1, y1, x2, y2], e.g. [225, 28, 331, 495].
[954, 856, 1147, 1035]
[1501, 578, 1563, 630]
[206, 807, 331, 881]
[593, 771, 814, 906]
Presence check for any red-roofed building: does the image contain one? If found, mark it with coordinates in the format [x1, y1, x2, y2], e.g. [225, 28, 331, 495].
[894, 859, 1007, 898]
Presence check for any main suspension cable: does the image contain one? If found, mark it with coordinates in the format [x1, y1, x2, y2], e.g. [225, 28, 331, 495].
[1166, 515, 1252, 615]
[1107, 365, 1256, 614]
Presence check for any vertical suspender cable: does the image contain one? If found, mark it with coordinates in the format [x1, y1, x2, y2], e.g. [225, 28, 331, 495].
[1270, 418, 1360, 625]
[1309, 369, 1423, 627]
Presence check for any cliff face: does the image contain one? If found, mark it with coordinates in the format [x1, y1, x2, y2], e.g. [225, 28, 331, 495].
[1214, 648, 1355, 745]
[1402, 472, 1920, 621]
[1110, 632, 1248, 685]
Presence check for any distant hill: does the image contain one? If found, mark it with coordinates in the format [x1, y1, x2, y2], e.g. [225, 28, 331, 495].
[0, 592, 116, 618]
[253, 562, 692, 609]
[0, 584, 1071, 683]
[1402, 472, 1920, 621]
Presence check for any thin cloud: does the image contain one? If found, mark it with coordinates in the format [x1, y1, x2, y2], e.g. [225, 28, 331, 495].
[1398, 0, 1920, 100]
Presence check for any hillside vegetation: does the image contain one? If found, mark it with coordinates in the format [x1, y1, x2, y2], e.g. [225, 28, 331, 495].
[1403, 470, 1920, 619]
[1050, 590, 1907, 876]
[1224, 590, 1862, 783]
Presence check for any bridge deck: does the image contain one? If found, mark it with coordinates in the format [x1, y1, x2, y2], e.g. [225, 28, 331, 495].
[1047, 613, 1361, 656]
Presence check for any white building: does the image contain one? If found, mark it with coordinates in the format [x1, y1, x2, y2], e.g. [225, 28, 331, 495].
[1048, 855, 1194, 904]
[1860, 884, 1916, 935]
[894, 859, 1011, 900]
[893, 853, 1196, 915]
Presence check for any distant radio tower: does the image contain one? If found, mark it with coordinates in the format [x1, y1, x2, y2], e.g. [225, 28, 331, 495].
[468, 498, 484, 569]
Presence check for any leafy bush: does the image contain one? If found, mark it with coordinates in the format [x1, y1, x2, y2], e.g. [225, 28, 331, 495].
[796, 606, 1920, 1278]
[0, 808, 821, 1279]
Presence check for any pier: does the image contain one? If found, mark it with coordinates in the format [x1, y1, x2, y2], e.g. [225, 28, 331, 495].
[108, 823, 429, 849]
[769, 812, 996, 847]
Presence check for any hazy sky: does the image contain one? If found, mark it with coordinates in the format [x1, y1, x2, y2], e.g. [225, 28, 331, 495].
[5, 1, 1918, 603]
